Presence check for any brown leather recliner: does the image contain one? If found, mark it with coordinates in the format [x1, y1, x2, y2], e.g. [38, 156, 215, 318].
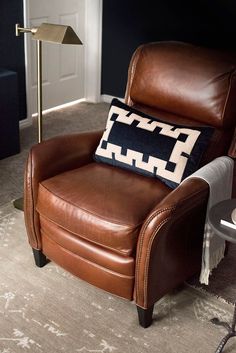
[24, 42, 236, 328]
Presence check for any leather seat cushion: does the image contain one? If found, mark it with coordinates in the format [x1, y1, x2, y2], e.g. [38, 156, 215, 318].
[37, 162, 171, 256]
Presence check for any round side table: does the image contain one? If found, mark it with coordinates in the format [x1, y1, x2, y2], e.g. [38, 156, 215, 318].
[208, 199, 236, 353]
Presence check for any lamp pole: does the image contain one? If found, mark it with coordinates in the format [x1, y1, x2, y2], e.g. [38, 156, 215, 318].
[36, 40, 43, 143]
[16, 24, 43, 143]
[14, 22, 82, 210]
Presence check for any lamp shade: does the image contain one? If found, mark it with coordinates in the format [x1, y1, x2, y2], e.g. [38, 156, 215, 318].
[33, 23, 82, 44]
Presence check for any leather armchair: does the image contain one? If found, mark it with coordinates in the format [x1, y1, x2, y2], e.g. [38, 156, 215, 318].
[24, 42, 236, 328]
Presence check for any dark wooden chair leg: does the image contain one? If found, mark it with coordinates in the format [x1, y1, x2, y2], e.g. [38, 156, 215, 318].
[137, 305, 154, 328]
[32, 249, 47, 268]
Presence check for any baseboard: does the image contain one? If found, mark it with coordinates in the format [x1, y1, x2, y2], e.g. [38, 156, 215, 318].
[19, 98, 86, 130]
[20, 117, 32, 129]
[20, 96, 122, 129]
[101, 94, 125, 103]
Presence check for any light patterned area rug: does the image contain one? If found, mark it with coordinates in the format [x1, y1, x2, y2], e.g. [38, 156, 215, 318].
[1, 203, 236, 353]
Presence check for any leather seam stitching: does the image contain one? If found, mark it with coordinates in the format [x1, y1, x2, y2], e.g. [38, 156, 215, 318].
[135, 185, 207, 307]
[141, 186, 206, 233]
[222, 70, 234, 121]
[128, 45, 143, 105]
[144, 217, 171, 307]
[135, 207, 175, 306]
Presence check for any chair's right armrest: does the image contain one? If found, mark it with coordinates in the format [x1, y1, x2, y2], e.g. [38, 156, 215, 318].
[24, 130, 102, 249]
[135, 177, 209, 309]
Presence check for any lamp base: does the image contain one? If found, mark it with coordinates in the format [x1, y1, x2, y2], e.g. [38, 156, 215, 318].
[13, 197, 24, 211]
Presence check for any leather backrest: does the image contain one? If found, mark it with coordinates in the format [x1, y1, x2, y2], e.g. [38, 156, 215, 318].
[125, 41, 236, 129]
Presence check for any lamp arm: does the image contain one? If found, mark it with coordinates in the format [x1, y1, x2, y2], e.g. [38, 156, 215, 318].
[15, 24, 38, 37]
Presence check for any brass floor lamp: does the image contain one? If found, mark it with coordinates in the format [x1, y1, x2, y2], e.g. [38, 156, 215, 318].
[14, 23, 82, 210]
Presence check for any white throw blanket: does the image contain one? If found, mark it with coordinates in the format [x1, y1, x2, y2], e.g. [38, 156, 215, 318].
[182, 156, 234, 285]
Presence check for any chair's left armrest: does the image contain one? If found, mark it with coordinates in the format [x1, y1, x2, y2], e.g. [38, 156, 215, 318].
[25, 130, 103, 183]
[24, 130, 102, 249]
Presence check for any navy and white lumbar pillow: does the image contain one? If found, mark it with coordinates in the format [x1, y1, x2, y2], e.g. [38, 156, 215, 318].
[94, 99, 213, 188]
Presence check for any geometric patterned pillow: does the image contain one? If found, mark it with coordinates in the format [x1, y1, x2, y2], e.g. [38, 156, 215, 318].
[94, 99, 214, 189]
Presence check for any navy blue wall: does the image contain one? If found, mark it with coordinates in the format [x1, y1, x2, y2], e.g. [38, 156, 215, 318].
[0, 0, 26, 120]
[1, 1, 236, 119]
[102, 0, 236, 98]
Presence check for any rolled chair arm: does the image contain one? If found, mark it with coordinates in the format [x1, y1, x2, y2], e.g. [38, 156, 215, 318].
[24, 130, 103, 249]
[135, 177, 209, 309]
